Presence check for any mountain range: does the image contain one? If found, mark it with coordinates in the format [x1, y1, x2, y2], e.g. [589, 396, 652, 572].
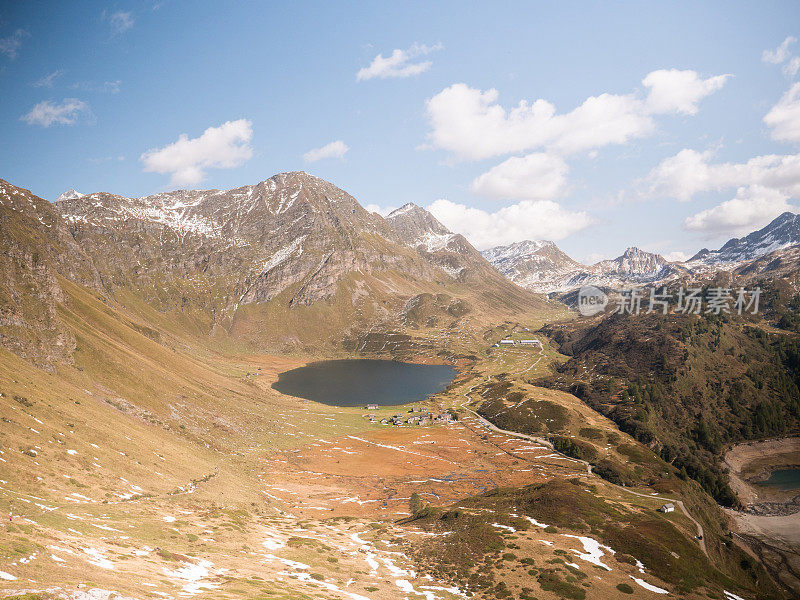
[481, 211, 800, 293]
[1, 173, 545, 366]
[6, 170, 797, 368]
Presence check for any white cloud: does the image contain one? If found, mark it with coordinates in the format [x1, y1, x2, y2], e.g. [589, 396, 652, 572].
[71, 80, 122, 94]
[21, 98, 90, 127]
[427, 198, 591, 250]
[357, 43, 442, 81]
[684, 185, 797, 238]
[763, 37, 800, 79]
[423, 70, 727, 160]
[644, 148, 800, 201]
[470, 153, 569, 200]
[764, 83, 800, 143]
[424, 84, 652, 160]
[643, 69, 731, 115]
[647, 144, 800, 238]
[763, 36, 797, 64]
[105, 11, 134, 35]
[303, 140, 349, 162]
[785, 56, 800, 78]
[34, 70, 64, 88]
[584, 252, 612, 264]
[140, 119, 253, 187]
[0, 29, 28, 59]
[365, 203, 397, 217]
[663, 251, 690, 262]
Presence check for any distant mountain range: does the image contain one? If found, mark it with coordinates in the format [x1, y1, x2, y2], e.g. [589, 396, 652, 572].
[4, 170, 798, 367]
[481, 212, 800, 293]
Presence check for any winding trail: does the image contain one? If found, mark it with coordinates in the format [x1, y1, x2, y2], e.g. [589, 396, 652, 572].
[623, 489, 707, 556]
[457, 379, 709, 557]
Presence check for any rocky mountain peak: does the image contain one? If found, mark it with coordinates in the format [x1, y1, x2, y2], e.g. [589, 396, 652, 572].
[481, 240, 558, 263]
[595, 247, 667, 275]
[55, 188, 84, 202]
[480, 239, 585, 292]
[386, 202, 453, 249]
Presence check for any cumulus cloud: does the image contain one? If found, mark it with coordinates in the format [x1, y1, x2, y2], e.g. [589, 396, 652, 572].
[644, 148, 800, 201]
[764, 36, 797, 64]
[764, 83, 800, 143]
[424, 84, 652, 160]
[365, 204, 397, 217]
[34, 70, 64, 88]
[303, 140, 349, 162]
[140, 119, 253, 187]
[427, 198, 592, 250]
[470, 153, 569, 200]
[105, 10, 134, 35]
[357, 43, 442, 81]
[21, 98, 90, 127]
[643, 69, 731, 115]
[423, 70, 727, 160]
[763, 36, 800, 78]
[644, 147, 800, 236]
[684, 186, 797, 238]
[0, 29, 28, 59]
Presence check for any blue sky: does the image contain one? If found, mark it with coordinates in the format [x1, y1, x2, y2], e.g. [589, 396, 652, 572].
[1, 1, 799, 263]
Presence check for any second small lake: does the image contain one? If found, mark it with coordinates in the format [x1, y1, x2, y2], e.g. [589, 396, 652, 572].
[272, 359, 457, 407]
[758, 468, 800, 491]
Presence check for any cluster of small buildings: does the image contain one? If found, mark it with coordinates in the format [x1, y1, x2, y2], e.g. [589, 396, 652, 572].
[493, 338, 542, 348]
[362, 405, 455, 427]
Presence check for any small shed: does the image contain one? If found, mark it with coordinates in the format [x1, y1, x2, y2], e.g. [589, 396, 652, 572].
[658, 503, 675, 513]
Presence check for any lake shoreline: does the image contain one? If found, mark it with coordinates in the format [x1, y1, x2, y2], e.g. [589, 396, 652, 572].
[271, 358, 458, 407]
[724, 437, 800, 545]
[724, 436, 800, 508]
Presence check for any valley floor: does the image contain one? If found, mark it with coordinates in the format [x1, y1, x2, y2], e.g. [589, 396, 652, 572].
[0, 315, 789, 600]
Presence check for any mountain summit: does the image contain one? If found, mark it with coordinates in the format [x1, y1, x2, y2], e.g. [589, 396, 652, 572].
[481, 240, 583, 292]
[385, 202, 507, 283]
[55, 188, 84, 202]
[593, 246, 668, 276]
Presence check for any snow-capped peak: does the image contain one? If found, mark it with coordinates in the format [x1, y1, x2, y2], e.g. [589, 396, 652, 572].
[687, 211, 800, 267]
[386, 203, 420, 219]
[56, 189, 85, 202]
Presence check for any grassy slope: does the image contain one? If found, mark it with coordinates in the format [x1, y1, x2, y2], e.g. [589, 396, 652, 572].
[535, 312, 800, 506]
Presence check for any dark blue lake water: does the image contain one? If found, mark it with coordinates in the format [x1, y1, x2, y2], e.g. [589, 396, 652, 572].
[758, 468, 800, 491]
[272, 359, 457, 407]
